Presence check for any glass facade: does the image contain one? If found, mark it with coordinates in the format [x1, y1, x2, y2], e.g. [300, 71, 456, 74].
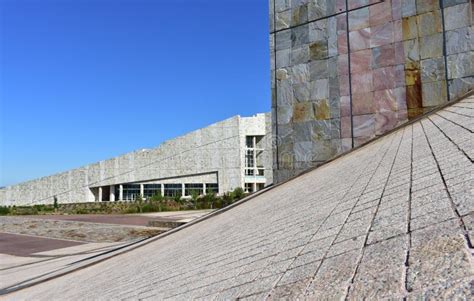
[185, 183, 204, 196]
[122, 184, 140, 201]
[144, 184, 161, 198]
[205, 183, 219, 194]
[164, 184, 182, 197]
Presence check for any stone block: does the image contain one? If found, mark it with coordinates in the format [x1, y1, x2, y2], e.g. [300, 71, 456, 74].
[291, 63, 310, 83]
[276, 29, 291, 50]
[310, 78, 329, 100]
[402, 16, 418, 40]
[417, 11, 442, 37]
[291, 4, 308, 27]
[351, 71, 373, 93]
[376, 110, 398, 135]
[349, 28, 371, 51]
[444, 3, 471, 31]
[392, 0, 402, 20]
[373, 66, 399, 90]
[312, 119, 332, 140]
[309, 41, 328, 60]
[422, 80, 448, 107]
[308, 0, 328, 21]
[275, 0, 291, 13]
[340, 95, 351, 117]
[351, 49, 372, 73]
[312, 139, 337, 161]
[446, 27, 472, 55]
[416, 0, 438, 14]
[277, 106, 293, 125]
[340, 116, 352, 138]
[276, 49, 291, 68]
[353, 114, 376, 138]
[448, 76, 474, 100]
[369, 0, 393, 26]
[419, 33, 443, 59]
[401, 0, 417, 17]
[310, 59, 329, 80]
[371, 22, 394, 48]
[292, 25, 309, 48]
[293, 82, 311, 101]
[337, 32, 348, 54]
[294, 141, 313, 162]
[349, 7, 369, 31]
[420, 57, 446, 83]
[352, 92, 375, 115]
[276, 10, 291, 30]
[372, 45, 396, 69]
[309, 19, 328, 43]
[293, 102, 314, 122]
[313, 99, 331, 120]
[277, 79, 294, 106]
[291, 45, 310, 65]
[447, 52, 474, 79]
[403, 39, 420, 63]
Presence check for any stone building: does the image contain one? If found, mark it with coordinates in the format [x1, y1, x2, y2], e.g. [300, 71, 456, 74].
[270, 0, 473, 182]
[0, 113, 273, 206]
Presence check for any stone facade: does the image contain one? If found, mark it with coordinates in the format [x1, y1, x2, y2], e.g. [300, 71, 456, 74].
[0, 114, 273, 206]
[270, 0, 473, 183]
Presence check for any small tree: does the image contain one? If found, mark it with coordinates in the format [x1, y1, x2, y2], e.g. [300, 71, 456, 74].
[231, 187, 245, 201]
[150, 192, 164, 212]
[190, 190, 200, 209]
[53, 196, 59, 212]
[173, 193, 183, 210]
[135, 194, 144, 213]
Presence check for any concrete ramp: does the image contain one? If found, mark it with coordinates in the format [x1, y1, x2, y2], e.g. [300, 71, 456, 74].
[6, 95, 474, 299]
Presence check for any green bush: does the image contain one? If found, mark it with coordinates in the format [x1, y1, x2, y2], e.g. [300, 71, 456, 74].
[0, 206, 10, 215]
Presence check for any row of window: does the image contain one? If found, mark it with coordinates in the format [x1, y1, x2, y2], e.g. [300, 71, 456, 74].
[121, 183, 219, 200]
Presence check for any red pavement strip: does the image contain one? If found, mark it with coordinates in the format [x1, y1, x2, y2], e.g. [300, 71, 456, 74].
[23, 214, 156, 227]
[0, 233, 84, 257]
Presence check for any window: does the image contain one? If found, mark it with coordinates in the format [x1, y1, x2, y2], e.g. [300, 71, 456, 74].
[245, 183, 254, 193]
[122, 184, 140, 201]
[205, 183, 219, 194]
[164, 184, 182, 197]
[246, 136, 254, 148]
[185, 183, 203, 196]
[144, 184, 161, 198]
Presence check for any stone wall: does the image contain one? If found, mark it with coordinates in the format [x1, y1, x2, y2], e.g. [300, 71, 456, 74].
[270, 0, 473, 183]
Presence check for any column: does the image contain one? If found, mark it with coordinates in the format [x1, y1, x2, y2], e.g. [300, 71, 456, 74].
[119, 184, 123, 201]
[110, 185, 115, 202]
[140, 184, 144, 197]
[253, 182, 257, 193]
[203, 183, 207, 195]
[161, 184, 165, 197]
[98, 187, 103, 202]
[181, 183, 185, 197]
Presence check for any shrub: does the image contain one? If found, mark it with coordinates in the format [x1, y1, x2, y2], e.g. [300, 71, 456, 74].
[0, 206, 10, 215]
[231, 187, 245, 200]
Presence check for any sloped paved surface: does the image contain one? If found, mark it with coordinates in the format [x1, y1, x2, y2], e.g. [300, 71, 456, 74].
[8, 97, 474, 300]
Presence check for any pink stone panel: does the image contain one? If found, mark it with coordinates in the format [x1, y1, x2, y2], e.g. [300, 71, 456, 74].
[338, 33, 348, 54]
[394, 41, 404, 65]
[352, 71, 373, 93]
[349, 0, 368, 10]
[375, 89, 398, 112]
[336, 0, 346, 13]
[337, 14, 347, 33]
[349, 28, 371, 52]
[341, 116, 352, 138]
[391, 0, 402, 20]
[373, 66, 397, 90]
[369, 0, 393, 26]
[393, 20, 403, 42]
[375, 110, 398, 135]
[394, 86, 407, 111]
[338, 55, 349, 76]
[371, 22, 394, 48]
[372, 45, 395, 68]
[352, 92, 376, 115]
[340, 74, 350, 96]
[353, 114, 376, 138]
[351, 49, 372, 73]
[340, 96, 351, 117]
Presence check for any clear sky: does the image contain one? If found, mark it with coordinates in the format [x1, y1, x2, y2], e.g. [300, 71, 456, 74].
[0, 0, 270, 187]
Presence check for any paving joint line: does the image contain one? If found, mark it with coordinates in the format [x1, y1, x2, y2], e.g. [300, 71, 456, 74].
[420, 121, 473, 250]
[343, 127, 406, 300]
[435, 112, 474, 133]
[427, 116, 473, 163]
[263, 137, 394, 300]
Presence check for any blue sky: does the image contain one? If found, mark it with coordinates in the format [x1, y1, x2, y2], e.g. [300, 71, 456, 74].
[0, 0, 270, 187]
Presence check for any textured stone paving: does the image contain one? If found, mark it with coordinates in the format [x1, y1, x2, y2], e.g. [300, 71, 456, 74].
[8, 97, 474, 300]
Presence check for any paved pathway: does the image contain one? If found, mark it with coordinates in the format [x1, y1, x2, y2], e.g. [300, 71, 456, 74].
[7, 97, 474, 299]
[0, 233, 83, 257]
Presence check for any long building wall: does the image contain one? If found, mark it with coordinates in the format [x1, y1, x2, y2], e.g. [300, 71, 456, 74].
[270, 0, 473, 183]
[0, 116, 251, 206]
